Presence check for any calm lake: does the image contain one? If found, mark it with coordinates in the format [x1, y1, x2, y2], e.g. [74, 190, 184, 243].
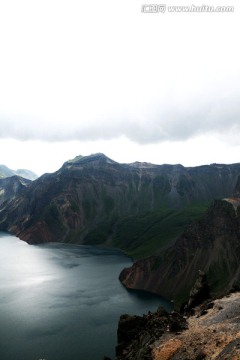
[0, 232, 171, 360]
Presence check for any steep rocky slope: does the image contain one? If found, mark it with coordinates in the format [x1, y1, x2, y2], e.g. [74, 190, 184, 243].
[1, 154, 240, 256]
[0, 176, 31, 207]
[120, 198, 240, 305]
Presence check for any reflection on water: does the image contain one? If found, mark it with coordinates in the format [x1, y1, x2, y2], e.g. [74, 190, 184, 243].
[0, 233, 171, 360]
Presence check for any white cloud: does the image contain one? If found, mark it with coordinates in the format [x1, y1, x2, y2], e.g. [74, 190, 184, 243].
[0, 0, 239, 173]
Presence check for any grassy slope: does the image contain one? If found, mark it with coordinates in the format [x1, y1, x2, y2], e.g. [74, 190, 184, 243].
[112, 204, 208, 259]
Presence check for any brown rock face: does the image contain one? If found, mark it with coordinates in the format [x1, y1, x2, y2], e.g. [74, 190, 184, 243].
[18, 221, 55, 244]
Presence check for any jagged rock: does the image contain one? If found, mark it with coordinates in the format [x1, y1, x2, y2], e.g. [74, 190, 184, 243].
[116, 314, 145, 351]
[156, 305, 168, 317]
[115, 307, 187, 359]
[188, 271, 210, 310]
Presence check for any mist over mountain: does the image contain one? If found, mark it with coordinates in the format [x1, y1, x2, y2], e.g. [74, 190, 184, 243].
[0, 164, 38, 180]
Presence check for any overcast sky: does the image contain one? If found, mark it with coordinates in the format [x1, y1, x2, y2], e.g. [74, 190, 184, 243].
[0, 0, 239, 175]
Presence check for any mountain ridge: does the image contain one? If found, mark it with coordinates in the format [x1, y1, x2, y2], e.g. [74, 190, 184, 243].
[1, 154, 240, 248]
[1, 154, 240, 246]
[1, 154, 240, 302]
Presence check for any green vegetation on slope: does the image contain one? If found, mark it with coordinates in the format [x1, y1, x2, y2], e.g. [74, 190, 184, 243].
[112, 204, 208, 258]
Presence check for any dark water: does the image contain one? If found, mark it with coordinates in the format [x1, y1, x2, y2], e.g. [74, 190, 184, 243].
[0, 233, 171, 360]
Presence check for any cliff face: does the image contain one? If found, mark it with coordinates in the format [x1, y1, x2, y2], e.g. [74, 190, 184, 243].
[1, 154, 240, 254]
[119, 199, 240, 304]
[0, 176, 31, 207]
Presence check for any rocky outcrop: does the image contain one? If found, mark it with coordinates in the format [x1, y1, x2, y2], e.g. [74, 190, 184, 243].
[114, 307, 187, 360]
[1, 154, 240, 251]
[152, 292, 240, 359]
[187, 270, 210, 310]
[119, 199, 240, 304]
[107, 287, 240, 360]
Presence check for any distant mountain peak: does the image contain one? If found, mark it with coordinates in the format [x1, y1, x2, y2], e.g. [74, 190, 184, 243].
[64, 153, 117, 168]
[128, 161, 157, 169]
[0, 165, 38, 180]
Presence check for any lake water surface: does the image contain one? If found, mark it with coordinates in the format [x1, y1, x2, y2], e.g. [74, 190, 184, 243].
[0, 232, 171, 360]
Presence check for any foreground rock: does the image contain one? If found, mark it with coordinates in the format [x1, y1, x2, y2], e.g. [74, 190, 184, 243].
[153, 292, 240, 359]
[106, 291, 240, 360]
[115, 306, 187, 360]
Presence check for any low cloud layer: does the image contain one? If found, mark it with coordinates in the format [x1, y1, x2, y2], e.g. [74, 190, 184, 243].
[0, 0, 239, 148]
[0, 92, 239, 145]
